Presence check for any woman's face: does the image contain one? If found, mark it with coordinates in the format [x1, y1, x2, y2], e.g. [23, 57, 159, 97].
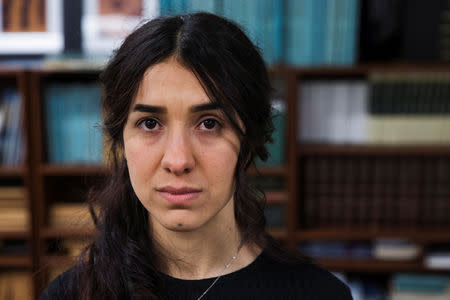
[123, 57, 241, 233]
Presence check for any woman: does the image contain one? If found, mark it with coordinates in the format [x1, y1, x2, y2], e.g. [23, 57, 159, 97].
[41, 13, 352, 300]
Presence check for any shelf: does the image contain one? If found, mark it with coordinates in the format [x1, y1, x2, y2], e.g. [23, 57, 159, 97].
[268, 228, 287, 240]
[0, 167, 25, 178]
[298, 144, 450, 156]
[41, 227, 95, 239]
[40, 164, 108, 176]
[296, 228, 450, 242]
[317, 258, 426, 273]
[265, 191, 288, 204]
[248, 165, 287, 177]
[0, 255, 32, 267]
[0, 230, 30, 239]
[292, 65, 369, 77]
[289, 63, 450, 78]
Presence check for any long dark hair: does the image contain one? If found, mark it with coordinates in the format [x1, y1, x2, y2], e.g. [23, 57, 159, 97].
[77, 12, 301, 299]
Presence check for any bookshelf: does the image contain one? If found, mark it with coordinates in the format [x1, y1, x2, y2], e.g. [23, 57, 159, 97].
[0, 67, 34, 300]
[289, 64, 450, 298]
[1, 63, 450, 298]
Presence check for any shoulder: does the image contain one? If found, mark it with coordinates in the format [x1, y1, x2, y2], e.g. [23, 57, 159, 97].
[256, 252, 353, 300]
[39, 266, 80, 300]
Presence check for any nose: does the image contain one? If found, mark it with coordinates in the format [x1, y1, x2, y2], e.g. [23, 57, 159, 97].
[161, 127, 195, 176]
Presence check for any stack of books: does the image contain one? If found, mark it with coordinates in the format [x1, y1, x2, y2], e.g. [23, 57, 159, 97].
[49, 203, 95, 229]
[0, 272, 32, 300]
[0, 186, 28, 231]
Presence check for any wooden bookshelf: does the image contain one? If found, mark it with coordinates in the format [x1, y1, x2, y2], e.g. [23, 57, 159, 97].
[2, 61, 450, 299]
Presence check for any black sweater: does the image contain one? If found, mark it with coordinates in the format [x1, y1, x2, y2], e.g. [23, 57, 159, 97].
[40, 251, 353, 300]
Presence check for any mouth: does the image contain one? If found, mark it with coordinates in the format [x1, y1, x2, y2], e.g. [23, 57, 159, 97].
[156, 186, 202, 204]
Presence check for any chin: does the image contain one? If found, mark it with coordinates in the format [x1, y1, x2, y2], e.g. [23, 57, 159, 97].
[162, 213, 203, 232]
[164, 220, 199, 232]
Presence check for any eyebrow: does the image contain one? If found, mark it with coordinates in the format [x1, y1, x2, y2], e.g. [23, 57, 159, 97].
[189, 102, 221, 113]
[133, 104, 166, 113]
[132, 102, 221, 114]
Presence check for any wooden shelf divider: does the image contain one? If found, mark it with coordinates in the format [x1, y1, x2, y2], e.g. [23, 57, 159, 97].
[298, 144, 450, 156]
[318, 258, 426, 273]
[296, 228, 450, 242]
[39, 164, 108, 176]
[0, 255, 32, 267]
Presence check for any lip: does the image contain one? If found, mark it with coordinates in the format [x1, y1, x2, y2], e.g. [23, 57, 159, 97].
[156, 186, 202, 204]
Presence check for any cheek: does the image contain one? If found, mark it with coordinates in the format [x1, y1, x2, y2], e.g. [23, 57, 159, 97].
[202, 146, 238, 186]
[124, 135, 159, 185]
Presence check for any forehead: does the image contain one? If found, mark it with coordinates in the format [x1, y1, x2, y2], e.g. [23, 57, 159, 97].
[135, 58, 210, 107]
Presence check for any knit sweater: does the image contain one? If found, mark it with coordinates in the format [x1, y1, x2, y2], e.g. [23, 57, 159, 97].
[40, 251, 352, 300]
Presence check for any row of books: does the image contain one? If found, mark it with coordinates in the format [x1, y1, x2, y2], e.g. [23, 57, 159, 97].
[160, 0, 359, 66]
[300, 239, 423, 262]
[301, 156, 450, 228]
[370, 73, 450, 115]
[337, 273, 450, 300]
[298, 75, 450, 144]
[48, 203, 95, 229]
[0, 272, 32, 300]
[285, 0, 359, 66]
[301, 239, 450, 268]
[0, 88, 24, 166]
[390, 274, 450, 300]
[0, 186, 28, 231]
[45, 82, 103, 164]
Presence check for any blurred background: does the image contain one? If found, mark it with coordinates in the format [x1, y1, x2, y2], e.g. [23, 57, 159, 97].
[0, 0, 449, 299]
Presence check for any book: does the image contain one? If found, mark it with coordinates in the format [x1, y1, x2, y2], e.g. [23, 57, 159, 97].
[45, 82, 103, 164]
[373, 239, 421, 261]
[425, 253, 450, 270]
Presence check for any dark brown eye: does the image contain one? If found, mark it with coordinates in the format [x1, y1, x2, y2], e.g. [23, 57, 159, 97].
[202, 119, 217, 129]
[142, 118, 158, 130]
